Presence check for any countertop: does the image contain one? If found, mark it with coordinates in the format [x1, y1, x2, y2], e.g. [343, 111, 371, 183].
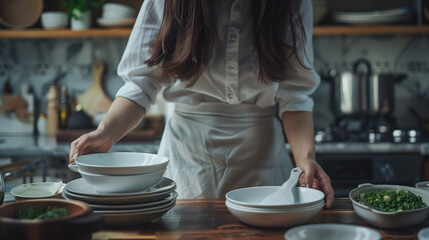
[93, 198, 426, 240]
[1, 135, 429, 158]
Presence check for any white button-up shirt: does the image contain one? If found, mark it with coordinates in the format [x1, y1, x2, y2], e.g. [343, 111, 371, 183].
[116, 0, 320, 117]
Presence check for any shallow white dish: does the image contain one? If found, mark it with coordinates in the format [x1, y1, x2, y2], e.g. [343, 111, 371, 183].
[78, 168, 165, 193]
[226, 186, 324, 209]
[285, 224, 381, 240]
[416, 181, 429, 191]
[65, 177, 176, 197]
[97, 18, 136, 28]
[88, 191, 178, 210]
[226, 199, 323, 228]
[94, 199, 176, 214]
[11, 182, 65, 199]
[73, 152, 169, 175]
[419, 227, 429, 240]
[101, 202, 176, 226]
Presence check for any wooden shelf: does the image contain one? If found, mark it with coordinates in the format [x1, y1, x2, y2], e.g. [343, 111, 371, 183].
[1, 25, 429, 39]
[314, 25, 429, 35]
[0, 28, 132, 39]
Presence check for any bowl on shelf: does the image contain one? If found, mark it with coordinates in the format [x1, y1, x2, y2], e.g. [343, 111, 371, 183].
[40, 11, 68, 29]
[0, 0, 43, 29]
[0, 199, 103, 240]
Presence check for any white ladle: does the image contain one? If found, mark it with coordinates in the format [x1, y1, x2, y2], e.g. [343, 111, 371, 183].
[259, 167, 303, 205]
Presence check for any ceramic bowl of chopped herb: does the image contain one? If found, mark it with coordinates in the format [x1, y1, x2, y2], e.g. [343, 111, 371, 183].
[0, 199, 103, 240]
[349, 183, 429, 229]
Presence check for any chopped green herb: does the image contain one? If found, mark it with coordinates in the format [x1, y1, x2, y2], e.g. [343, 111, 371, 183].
[15, 205, 69, 220]
[356, 189, 427, 212]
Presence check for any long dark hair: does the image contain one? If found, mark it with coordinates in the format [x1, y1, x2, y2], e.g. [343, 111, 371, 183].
[146, 0, 306, 87]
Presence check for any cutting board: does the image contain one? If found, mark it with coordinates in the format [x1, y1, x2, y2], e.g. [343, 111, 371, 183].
[77, 61, 112, 118]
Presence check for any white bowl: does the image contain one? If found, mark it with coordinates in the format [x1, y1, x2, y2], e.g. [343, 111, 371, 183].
[79, 169, 165, 193]
[75, 152, 169, 175]
[41, 11, 68, 29]
[226, 199, 324, 228]
[226, 186, 325, 209]
[350, 183, 429, 228]
[102, 3, 136, 17]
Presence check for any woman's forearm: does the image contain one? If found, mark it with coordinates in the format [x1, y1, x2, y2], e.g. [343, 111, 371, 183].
[281, 111, 315, 165]
[97, 96, 146, 143]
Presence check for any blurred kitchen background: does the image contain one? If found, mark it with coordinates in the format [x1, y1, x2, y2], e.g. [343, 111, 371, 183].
[0, 0, 429, 197]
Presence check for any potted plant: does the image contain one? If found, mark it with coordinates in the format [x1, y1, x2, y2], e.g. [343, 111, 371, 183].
[61, 0, 105, 30]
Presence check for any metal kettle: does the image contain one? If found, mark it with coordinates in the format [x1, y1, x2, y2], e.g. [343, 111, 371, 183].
[329, 58, 406, 117]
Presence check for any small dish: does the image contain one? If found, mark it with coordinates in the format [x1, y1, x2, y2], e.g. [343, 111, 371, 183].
[96, 18, 135, 28]
[285, 224, 381, 240]
[419, 227, 429, 240]
[11, 182, 65, 200]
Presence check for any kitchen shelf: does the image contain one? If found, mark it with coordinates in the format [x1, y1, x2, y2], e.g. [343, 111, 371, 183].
[1, 25, 429, 39]
[0, 28, 132, 39]
[314, 25, 429, 35]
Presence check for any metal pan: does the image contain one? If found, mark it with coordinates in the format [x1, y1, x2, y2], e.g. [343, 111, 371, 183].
[349, 183, 429, 228]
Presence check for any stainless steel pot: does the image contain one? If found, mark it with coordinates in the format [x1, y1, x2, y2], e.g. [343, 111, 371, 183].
[328, 59, 406, 117]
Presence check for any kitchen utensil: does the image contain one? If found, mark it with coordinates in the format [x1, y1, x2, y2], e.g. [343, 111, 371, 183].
[76, 61, 112, 118]
[416, 181, 429, 191]
[285, 224, 382, 240]
[69, 152, 169, 175]
[0, 0, 43, 29]
[349, 183, 429, 228]
[0, 199, 103, 240]
[68, 168, 165, 193]
[259, 167, 302, 205]
[326, 58, 406, 117]
[226, 186, 325, 209]
[226, 199, 323, 228]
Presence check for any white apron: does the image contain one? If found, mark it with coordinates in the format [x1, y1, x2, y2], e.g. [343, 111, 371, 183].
[158, 102, 293, 199]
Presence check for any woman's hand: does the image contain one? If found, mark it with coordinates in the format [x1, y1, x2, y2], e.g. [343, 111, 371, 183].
[69, 129, 114, 163]
[297, 159, 335, 208]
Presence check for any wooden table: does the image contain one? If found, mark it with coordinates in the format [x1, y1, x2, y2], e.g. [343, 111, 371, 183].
[93, 198, 426, 240]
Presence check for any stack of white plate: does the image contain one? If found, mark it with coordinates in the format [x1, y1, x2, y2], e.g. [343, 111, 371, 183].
[63, 177, 177, 226]
[225, 186, 325, 228]
[333, 7, 414, 24]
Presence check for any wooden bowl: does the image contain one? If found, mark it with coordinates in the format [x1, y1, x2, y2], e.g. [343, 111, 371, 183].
[0, 199, 104, 240]
[0, 0, 43, 29]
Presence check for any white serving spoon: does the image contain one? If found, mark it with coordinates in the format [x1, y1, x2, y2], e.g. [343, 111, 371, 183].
[259, 167, 303, 205]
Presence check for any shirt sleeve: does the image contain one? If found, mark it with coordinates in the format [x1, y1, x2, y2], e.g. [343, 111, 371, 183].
[116, 0, 171, 113]
[276, 0, 320, 118]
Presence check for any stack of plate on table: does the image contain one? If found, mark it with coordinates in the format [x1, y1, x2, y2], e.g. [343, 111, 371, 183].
[63, 177, 177, 226]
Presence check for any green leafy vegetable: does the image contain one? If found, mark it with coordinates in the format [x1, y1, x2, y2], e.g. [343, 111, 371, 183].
[355, 189, 427, 212]
[15, 205, 69, 220]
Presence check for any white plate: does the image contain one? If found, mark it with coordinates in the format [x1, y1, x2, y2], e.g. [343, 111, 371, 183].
[65, 177, 176, 197]
[62, 187, 175, 205]
[416, 181, 429, 191]
[88, 191, 178, 210]
[101, 202, 176, 226]
[11, 182, 65, 199]
[285, 224, 381, 240]
[94, 199, 176, 214]
[97, 18, 135, 28]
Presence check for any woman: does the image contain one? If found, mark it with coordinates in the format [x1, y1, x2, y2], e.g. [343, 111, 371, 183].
[69, 0, 334, 207]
